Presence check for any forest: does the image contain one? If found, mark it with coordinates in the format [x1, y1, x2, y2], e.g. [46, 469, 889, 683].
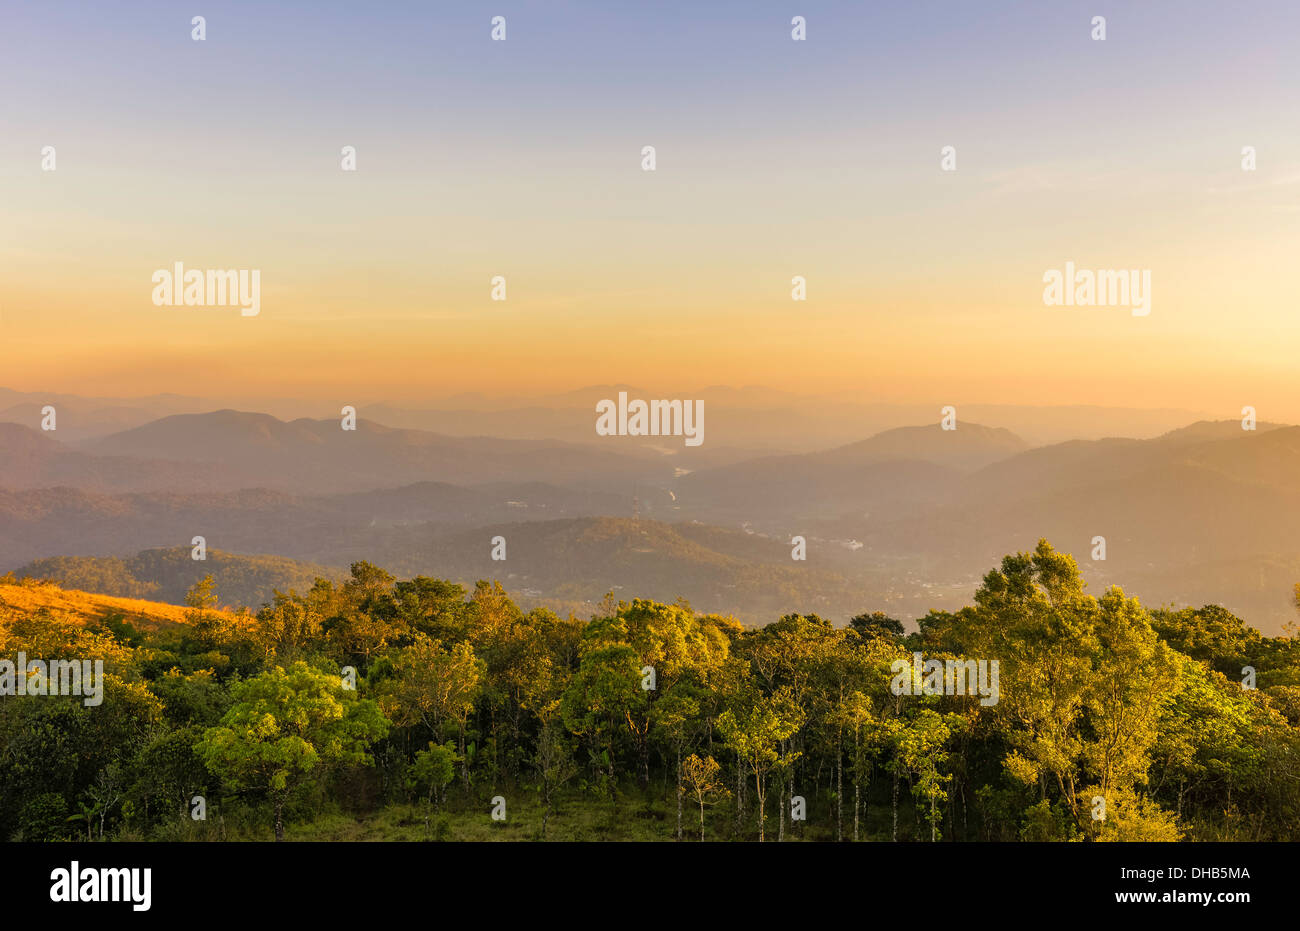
[2, 539, 1298, 843]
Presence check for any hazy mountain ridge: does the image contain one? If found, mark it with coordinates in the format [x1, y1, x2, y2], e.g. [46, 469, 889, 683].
[339, 516, 863, 625]
[0, 423, 233, 492]
[1, 385, 1213, 448]
[4, 400, 1300, 631]
[808, 423, 1300, 630]
[676, 422, 1027, 520]
[83, 410, 677, 493]
[0, 479, 655, 570]
[5, 518, 864, 626]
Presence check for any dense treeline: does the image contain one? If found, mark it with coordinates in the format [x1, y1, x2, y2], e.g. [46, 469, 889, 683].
[2, 540, 1298, 842]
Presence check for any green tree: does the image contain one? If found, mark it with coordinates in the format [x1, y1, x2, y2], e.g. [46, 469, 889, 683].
[408, 741, 460, 836]
[377, 637, 482, 790]
[892, 709, 963, 841]
[681, 753, 729, 841]
[196, 662, 389, 841]
[717, 686, 804, 841]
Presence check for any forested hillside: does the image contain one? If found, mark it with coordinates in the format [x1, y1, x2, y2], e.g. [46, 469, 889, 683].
[2, 540, 1297, 843]
[15, 548, 345, 610]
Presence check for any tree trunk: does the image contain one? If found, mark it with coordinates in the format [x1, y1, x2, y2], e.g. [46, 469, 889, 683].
[891, 768, 898, 842]
[853, 780, 860, 842]
[836, 746, 843, 842]
[490, 706, 499, 792]
[459, 725, 470, 792]
[734, 753, 744, 836]
[675, 747, 683, 841]
[852, 727, 860, 842]
[961, 779, 967, 840]
[778, 780, 785, 842]
[274, 797, 285, 842]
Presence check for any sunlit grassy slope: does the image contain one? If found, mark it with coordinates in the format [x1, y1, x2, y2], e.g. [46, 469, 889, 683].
[0, 580, 236, 632]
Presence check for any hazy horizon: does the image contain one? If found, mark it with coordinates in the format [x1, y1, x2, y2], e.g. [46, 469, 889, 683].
[0, 380, 1237, 450]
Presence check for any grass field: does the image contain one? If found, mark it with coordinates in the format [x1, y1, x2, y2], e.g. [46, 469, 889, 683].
[0, 580, 237, 632]
[125, 784, 902, 843]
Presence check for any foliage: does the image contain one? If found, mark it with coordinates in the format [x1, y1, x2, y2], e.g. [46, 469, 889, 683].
[2, 539, 1298, 842]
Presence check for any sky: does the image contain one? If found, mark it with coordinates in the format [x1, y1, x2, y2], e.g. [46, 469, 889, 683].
[2, 0, 1299, 417]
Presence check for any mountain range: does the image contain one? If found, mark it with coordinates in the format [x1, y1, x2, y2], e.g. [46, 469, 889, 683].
[2, 392, 1298, 632]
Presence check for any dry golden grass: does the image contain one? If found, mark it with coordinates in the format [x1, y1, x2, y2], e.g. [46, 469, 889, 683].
[0, 580, 238, 632]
